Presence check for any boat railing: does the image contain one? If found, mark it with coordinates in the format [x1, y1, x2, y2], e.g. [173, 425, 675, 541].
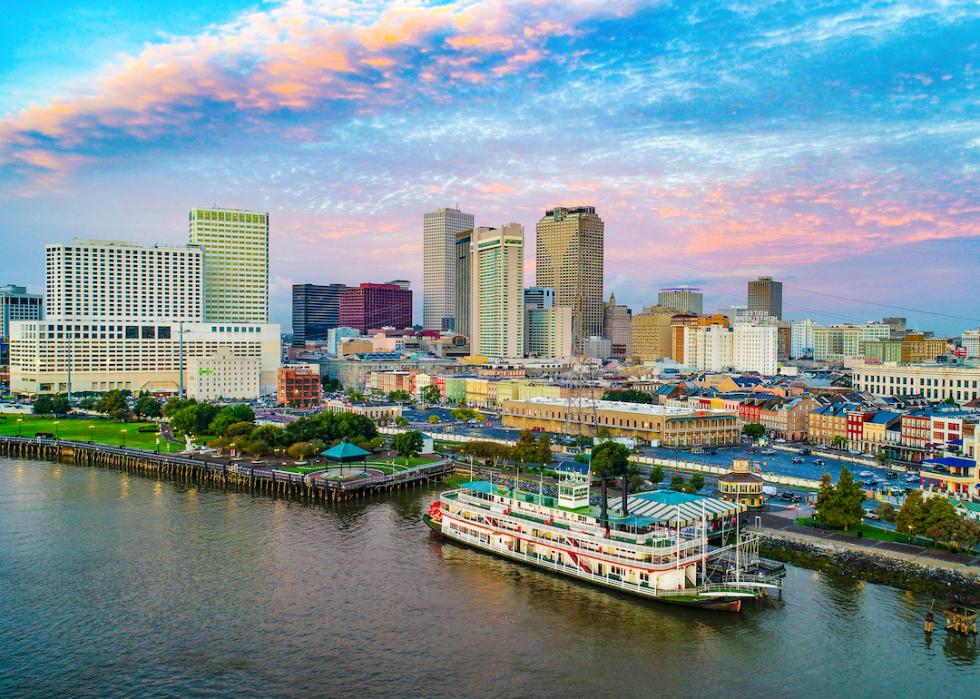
[444, 527, 756, 600]
[448, 491, 704, 559]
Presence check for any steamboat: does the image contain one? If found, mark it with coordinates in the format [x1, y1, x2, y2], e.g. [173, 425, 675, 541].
[425, 466, 785, 612]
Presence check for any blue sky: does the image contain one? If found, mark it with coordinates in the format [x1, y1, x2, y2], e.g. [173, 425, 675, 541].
[0, 1, 977, 334]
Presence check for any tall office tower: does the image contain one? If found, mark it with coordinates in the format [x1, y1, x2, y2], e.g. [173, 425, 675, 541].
[747, 276, 783, 320]
[189, 207, 269, 322]
[0, 284, 43, 340]
[527, 307, 573, 358]
[535, 205, 604, 351]
[454, 229, 473, 337]
[631, 305, 675, 362]
[291, 283, 348, 347]
[882, 316, 907, 339]
[423, 207, 475, 331]
[658, 286, 703, 315]
[9, 239, 280, 396]
[524, 287, 556, 310]
[339, 283, 413, 334]
[470, 225, 524, 358]
[603, 292, 632, 358]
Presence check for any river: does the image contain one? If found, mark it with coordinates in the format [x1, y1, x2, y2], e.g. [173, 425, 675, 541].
[0, 458, 974, 698]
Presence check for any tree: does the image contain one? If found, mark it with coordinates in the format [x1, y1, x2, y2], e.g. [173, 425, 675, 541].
[602, 388, 652, 404]
[949, 518, 980, 552]
[222, 421, 256, 442]
[419, 385, 441, 405]
[170, 402, 221, 436]
[742, 423, 765, 440]
[535, 434, 552, 466]
[512, 430, 541, 466]
[876, 451, 889, 466]
[670, 474, 686, 491]
[243, 439, 270, 457]
[648, 465, 665, 485]
[32, 395, 54, 415]
[875, 502, 897, 523]
[592, 441, 632, 517]
[388, 390, 412, 403]
[208, 404, 255, 436]
[818, 466, 864, 531]
[920, 496, 960, 545]
[321, 376, 341, 392]
[395, 416, 409, 427]
[831, 435, 848, 450]
[134, 393, 161, 419]
[95, 390, 131, 421]
[815, 473, 834, 519]
[287, 441, 316, 460]
[392, 431, 424, 461]
[895, 489, 924, 539]
[689, 473, 706, 492]
[162, 397, 195, 417]
[428, 414, 441, 424]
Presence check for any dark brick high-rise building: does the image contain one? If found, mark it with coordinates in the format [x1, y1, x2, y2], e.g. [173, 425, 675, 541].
[339, 283, 412, 334]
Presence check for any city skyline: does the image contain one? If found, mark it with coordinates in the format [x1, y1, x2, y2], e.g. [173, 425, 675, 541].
[1, 1, 978, 334]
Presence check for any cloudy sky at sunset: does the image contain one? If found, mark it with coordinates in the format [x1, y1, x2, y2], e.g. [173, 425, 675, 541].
[2, 1, 978, 334]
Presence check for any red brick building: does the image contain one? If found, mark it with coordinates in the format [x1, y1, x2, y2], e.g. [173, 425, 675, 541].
[277, 364, 322, 409]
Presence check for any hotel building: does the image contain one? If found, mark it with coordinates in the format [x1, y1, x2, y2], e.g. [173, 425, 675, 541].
[189, 207, 269, 322]
[8, 239, 279, 396]
[470, 225, 525, 358]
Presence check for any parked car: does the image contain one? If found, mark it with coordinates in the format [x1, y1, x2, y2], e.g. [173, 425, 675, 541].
[864, 509, 881, 520]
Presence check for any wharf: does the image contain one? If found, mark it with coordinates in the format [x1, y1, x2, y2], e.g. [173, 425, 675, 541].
[0, 436, 453, 502]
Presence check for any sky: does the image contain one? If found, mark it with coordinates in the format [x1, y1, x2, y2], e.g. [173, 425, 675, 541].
[1, 0, 978, 335]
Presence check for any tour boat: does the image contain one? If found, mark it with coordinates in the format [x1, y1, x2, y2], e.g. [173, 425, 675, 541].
[424, 468, 784, 612]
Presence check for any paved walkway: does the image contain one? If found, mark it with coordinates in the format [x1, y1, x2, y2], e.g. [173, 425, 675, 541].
[750, 508, 980, 576]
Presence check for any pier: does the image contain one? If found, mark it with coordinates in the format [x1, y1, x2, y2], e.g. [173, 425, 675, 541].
[0, 436, 453, 502]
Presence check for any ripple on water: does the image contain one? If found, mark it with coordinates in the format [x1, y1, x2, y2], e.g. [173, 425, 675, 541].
[0, 458, 974, 699]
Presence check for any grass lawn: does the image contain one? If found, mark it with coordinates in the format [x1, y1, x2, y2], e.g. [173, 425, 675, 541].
[275, 465, 324, 475]
[0, 414, 163, 451]
[795, 516, 944, 547]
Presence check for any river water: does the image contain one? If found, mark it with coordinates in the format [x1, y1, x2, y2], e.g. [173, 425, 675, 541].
[0, 458, 974, 698]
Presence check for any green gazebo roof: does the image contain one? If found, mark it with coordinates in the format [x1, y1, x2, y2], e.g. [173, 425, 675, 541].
[321, 440, 370, 462]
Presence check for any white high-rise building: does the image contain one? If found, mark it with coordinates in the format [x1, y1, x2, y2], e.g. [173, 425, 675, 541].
[423, 207, 475, 331]
[470, 225, 524, 358]
[684, 325, 733, 372]
[962, 329, 980, 359]
[733, 324, 779, 374]
[790, 319, 816, 359]
[9, 239, 279, 396]
[189, 207, 269, 322]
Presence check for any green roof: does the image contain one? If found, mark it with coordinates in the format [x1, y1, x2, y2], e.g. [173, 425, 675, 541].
[321, 440, 370, 461]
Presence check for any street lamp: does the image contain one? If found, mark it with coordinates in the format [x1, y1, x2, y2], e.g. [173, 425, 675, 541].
[89, 425, 95, 444]
[53, 420, 60, 439]
[16, 417, 23, 437]
[120, 428, 127, 448]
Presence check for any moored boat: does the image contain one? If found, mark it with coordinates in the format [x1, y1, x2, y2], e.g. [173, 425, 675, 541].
[424, 468, 784, 612]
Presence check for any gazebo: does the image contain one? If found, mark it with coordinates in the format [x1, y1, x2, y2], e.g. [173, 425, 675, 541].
[320, 439, 370, 475]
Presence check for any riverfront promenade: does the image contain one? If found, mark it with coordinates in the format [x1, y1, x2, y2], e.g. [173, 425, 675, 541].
[750, 507, 980, 576]
[0, 436, 453, 502]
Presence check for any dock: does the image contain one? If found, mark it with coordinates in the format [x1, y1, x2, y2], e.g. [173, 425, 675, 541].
[0, 436, 454, 502]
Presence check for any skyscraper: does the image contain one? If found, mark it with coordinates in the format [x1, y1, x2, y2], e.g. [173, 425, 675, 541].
[535, 205, 604, 351]
[423, 207, 475, 331]
[603, 292, 632, 357]
[523, 287, 555, 310]
[189, 207, 269, 322]
[0, 284, 42, 340]
[470, 225, 524, 358]
[747, 276, 783, 320]
[339, 283, 413, 334]
[454, 229, 473, 337]
[291, 283, 348, 347]
[658, 286, 703, 314]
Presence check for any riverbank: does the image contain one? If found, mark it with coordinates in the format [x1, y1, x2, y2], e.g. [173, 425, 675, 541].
[756, 530, 980, 602]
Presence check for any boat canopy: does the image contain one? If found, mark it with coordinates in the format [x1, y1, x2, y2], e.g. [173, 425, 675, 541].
[608, 490, 744, 527]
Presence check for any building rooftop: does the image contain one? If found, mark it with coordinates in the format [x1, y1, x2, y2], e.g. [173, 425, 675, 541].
[511, 396, 730, 416]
